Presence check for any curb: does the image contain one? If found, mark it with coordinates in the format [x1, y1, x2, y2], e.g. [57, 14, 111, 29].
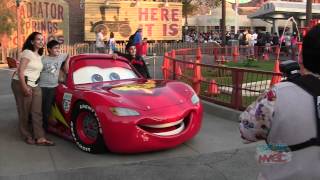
[202, 100, 242, 122]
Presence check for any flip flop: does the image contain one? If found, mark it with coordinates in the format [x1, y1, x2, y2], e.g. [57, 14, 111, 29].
[36, 139, 55, 146]
[25, 137, 35, 145]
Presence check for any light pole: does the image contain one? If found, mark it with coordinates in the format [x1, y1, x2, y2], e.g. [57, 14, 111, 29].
[306, 0, 312, 26]
[235, 0, 238, 34]
[221, 0, 226, 45]
[183, 0, 190, 42]
[16, 0, 21, 56]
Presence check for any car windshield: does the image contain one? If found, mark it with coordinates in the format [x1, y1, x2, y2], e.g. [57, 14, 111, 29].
[73, 66, 138, 85]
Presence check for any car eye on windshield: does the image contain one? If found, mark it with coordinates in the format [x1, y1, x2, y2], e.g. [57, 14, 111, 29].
[73, 66, 138, 85]
[109, 72, 120, 81]
[73, 66, 105, 84]
[92, 74, 104, 82]
[103, 67, 137, 81]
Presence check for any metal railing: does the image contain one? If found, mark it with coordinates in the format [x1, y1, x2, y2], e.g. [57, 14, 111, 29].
[3, 41, 297, 62]
[163, 48, 283, 110]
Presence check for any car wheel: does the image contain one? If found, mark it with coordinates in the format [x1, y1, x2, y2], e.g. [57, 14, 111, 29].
[71, 102, 106, 153]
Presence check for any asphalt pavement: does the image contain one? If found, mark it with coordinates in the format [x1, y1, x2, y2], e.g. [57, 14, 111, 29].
[0, 62, 263, 180]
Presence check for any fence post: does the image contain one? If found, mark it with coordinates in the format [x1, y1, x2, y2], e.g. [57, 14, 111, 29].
[297, 42, 303, 64]
[171, 50, 176, 80]
[270, 60, 281, 87]
[196, 47, 202, 63]
[263, 45, 270, 61]
[182, 50, 187, 69]
[231, 69, 244, 110]
[275, 45, 280, 60]
[213, 48, 218, 64]
[1, 47, 7, 64]
[153, 53, 156, 79]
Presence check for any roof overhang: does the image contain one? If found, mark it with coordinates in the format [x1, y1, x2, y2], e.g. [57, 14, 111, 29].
[248, 1, 320, 20]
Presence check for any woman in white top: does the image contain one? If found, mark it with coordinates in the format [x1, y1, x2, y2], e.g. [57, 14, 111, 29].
[11, 32, 54, 146]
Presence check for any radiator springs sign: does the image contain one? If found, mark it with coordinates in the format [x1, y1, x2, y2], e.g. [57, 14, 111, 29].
[85, 0, 182, 41]
[10, 0, 69, 46]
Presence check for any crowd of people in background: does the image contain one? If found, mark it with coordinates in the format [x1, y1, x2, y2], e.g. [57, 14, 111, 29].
[184, 29, 300, 60]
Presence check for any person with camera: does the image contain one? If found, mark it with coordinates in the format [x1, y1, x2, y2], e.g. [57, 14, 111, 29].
[239, 25, 320, 179]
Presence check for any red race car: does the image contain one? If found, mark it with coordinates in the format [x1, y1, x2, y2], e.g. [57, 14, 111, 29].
[49, 54, 203, 153]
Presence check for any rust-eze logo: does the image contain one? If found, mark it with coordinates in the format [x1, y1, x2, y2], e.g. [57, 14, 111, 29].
[256, 144, 292, 164]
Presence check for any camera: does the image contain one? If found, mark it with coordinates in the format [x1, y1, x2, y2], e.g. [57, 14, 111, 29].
[279, 60, 301, 80]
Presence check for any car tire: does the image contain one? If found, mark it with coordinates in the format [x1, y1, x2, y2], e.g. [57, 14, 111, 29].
[71, 102, 106, 153]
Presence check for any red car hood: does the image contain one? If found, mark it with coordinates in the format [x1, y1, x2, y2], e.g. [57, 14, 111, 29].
[75, 80, 194, 111]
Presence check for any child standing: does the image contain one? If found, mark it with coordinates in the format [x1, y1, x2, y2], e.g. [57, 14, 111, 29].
[108, 32, 116, 54]
[38, 40, 69, 131]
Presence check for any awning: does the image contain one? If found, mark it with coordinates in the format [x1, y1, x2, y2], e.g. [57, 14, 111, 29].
[248, 1, 320, 20]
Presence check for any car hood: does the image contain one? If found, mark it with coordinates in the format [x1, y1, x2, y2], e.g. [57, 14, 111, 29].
[75, 80, 194, 111]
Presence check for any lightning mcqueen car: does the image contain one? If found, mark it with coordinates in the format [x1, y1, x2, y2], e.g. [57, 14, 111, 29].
[49, 54, 203, 153]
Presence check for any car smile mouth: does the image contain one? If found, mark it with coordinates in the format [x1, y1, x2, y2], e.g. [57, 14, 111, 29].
[138, 118, 188, 136]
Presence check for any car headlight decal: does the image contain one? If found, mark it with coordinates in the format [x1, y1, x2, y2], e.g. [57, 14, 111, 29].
[191, 94, 200, 104]
[110, 107, 140, 116]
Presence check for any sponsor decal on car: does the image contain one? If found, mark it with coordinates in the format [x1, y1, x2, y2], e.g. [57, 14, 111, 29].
[62, 93, 73, 113]
[113, 80, 157, 94]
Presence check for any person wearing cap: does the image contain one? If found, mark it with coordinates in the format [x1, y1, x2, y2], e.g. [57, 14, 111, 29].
[113, 45, 150, 79]
[239, 25, 320, 179]
[39, 40, 69, 132]
[133, 27, 143, 56]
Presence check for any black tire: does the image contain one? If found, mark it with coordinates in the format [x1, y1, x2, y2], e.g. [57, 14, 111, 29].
[71, 102, 106, 153]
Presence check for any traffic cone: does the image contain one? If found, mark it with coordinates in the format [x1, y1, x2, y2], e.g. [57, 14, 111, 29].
[220, 55, 226, 64]
[162, 52, 170, 80]
[207, 80, 220, 96]
[193, 59, 202, 94]
[270, 60, 281, 87]
[175, 64, 182, 78]
[187, 60, 194, 69]
[171, 50, 176, 59]
[232, 46, 239, 63]
[196, 47, 202, 63]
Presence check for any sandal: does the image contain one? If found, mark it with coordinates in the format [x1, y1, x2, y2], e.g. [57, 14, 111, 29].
[25, 137, 35, 145]
[36, 138, 55, 146]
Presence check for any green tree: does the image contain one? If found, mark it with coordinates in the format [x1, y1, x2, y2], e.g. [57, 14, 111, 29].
[0, 0, 16, 38]
[182, 0, 197, 27]
[0, 0, 16, 63]
[182, 0, 221, 28]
